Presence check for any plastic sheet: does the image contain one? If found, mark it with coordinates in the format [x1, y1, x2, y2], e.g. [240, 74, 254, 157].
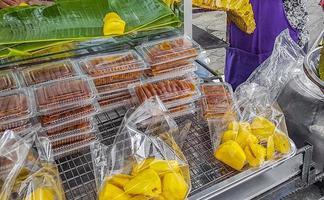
[91, 97, 191, 200]
[211, 30, 299, 171]
[0, 130, 65, 200]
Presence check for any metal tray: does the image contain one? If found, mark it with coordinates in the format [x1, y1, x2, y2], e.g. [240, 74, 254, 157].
[56, 106, 296, 199]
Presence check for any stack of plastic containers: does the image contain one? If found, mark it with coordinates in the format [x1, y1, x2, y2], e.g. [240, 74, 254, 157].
[77, 50, 148, 111]
[131, 36, 203, 115]
[18, 61, 98, 157]
[136, 36, 200, 77]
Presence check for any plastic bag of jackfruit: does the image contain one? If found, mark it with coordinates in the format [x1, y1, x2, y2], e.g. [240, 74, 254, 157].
[91, 97, 191, 200]
[211, 31, 298, 171]
[0, 130, 65, 200]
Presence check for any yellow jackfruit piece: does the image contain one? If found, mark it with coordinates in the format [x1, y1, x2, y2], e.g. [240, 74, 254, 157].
[235, 122, 253, 148]
[251, 117, 276, 139]
[132, 158, 155, 175]
[244, 143, 266, 167]
[227, 121, 239, 131]
[99, 183, 130, 200]
[130, 195, 150, 200]
[214, 140, 246, 170]
[107, 174, 132, 189]
[273, 131, 291, 154]
[124, 169, 161, 197]
[24, 187, 56, 200]
[149, 160, 180, 175]
[221, 130, 238, 143]
[162, 172, 188, 200]
[103, 12, 126, 36]
[266, 136, 275, 160]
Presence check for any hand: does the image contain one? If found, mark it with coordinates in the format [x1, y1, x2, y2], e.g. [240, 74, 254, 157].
[0, 0, 24, 8]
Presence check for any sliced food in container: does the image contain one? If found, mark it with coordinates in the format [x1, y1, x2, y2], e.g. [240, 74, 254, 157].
[136, 36, 201, 66]
[0, 70, 19, 92]
[78, 50, 148, 85]
[38, 102, 98, 128]
[96, 79, 140, 95]
[33, 77, 96, 113]
[98, 89, 132, 111]
[146, 61, 197, 77]
[0, 118, 33, 133]
[18, 60, 78, 86]
[130, 73, 201, 108]
[0, 89, 34, 125]
[42, 117, 95, 139]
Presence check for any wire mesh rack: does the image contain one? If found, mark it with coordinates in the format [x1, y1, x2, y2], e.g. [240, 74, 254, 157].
[55, 107, 238, 199]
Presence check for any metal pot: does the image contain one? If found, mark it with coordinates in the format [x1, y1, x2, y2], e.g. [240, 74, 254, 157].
[278, 46, 324, 170]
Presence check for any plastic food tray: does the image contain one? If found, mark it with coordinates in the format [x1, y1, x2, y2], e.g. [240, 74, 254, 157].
[95, 79, 140, 95]
[136, 36, 201, 66]
[19, 60, 79, 86]
[39, 103, 98, 128]
[43, 117, 95, 139]
[78, 50, 148, 86]
[130, 73, 201, 108]
[0, 118, 33, 133]
[33, 77, 96, 113]
[201, 83, 235, 119]
[98, 90, 132, 111]
[55, 107, 296, 200]
[146, 62, 197, 77]
[0, 89, 34, 125]
[0, 70, 19, 92]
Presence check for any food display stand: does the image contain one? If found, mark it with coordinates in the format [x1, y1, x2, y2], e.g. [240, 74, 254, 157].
[0, 1, 323, 200]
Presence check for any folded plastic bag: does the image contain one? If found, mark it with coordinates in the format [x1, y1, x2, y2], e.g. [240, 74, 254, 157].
[0, 130, 65, 200]
[211, 30, 300, 170]
[91, 97, 191, 200]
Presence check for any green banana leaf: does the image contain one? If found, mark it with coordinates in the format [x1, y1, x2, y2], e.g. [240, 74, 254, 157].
[0, 0, 181, 45]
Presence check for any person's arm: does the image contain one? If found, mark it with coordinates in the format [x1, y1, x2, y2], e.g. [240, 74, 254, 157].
[0, 0, 26, 8]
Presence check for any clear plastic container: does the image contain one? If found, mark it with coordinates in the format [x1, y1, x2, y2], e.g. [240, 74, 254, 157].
[168, 102, 197, 118]
[0, 70, 19, 92]
[136, 36, 201, 66]
[42, 117, 95, 139]
[33, 77, 96, 113]
[130, 73, 201, 108]
[0, 89, 34, 125]
[0, 118, 33, 133]
[78, 50, 148, 85]
[38, 102, 98, 128]
[18, 60, 79, 86]
[98, 90, 132, 110]
[95, 79, 140, 95]
[146, 62, 197, 77]
[200, 83, 235, 119]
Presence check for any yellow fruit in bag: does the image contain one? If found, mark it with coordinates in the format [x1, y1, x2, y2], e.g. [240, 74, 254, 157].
[244, 143, 266, 167]
[227, 121, 239, 131]
[236, 122, 253, 148]
[24, 187, 56, 200]
[266, 136, 275, 160]
[130, 195, 150, 200]
[273, 131, 291, 154]
[215, 140, 246, 170]
[153, 196, 166, 200]
[108, 174, 132, 188]
[149, 160, 180, 175]
[103, 12, 126, 36]
[222, 130, 238, 143]
[99, 183, 130, 200]
[124, 169, 161, 197]
[132, 158, 155, 175]
[162, 172, 188, 200]
[251, 117, 276, 139]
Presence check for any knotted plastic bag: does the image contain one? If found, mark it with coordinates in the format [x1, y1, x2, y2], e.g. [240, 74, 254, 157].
[91, 97, 191, 200]
[0, 130, 65, 200]
[212, 30, 299, 170]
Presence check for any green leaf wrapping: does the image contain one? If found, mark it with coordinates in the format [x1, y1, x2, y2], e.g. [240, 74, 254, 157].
[0, 0, 180, 45]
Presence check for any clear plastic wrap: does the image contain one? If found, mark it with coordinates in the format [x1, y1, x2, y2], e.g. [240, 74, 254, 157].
[211, 30, 299, 171]
[18, 60, 79, 86]
[91, 97, 191, 200]
[0, 130, 65, 200]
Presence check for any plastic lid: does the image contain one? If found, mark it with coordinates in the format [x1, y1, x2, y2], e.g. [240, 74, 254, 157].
[33, 77, 96, 113]
[0, 70, 19, 92]
[131, 73, 201, 107]
[92, 70, 144, 86]
[98, 90, 132, 110]
[19, 60, 78, 86]
[96, 79, 140, 95]
[147, 63, 197, 77]
[79, 50, 147, 78]
[136, 36, 201, 66]
[0, 89, 34, 124]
